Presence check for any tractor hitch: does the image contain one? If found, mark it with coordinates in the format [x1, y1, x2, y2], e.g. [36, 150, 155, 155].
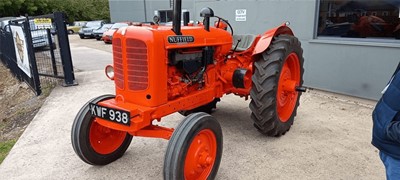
[295, 86, 307, 92]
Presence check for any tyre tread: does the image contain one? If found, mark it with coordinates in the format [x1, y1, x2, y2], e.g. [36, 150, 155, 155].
[250, 34, 304, 137]
[164, 112, 223, 180]
[71, 94, 132, 165]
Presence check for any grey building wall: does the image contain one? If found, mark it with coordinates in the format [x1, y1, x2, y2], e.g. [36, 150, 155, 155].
[109, 0, 400, 100]
[144, 0, 196, 22]
[109, 0, 195, 22]
[109, 0, 146, 22]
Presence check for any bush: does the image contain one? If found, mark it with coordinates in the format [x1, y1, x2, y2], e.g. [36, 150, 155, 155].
[0, 0, 110, 23]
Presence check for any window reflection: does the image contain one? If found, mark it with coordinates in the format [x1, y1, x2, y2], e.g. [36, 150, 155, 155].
[318, 0, 400, 39]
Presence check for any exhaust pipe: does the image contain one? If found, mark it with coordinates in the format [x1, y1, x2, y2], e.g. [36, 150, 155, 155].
[172, 0, 182, 35]
[183, 11, 189, 26]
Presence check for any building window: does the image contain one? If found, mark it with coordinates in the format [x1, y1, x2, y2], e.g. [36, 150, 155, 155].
[318, 0, 400, 40]
[157, 10, 173, 23]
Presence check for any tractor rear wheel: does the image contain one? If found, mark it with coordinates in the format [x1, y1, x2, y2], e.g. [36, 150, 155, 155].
[250, 34, 304, 137]
[178, 98, 220, 116]
[71, 95, 133, 165]
[164, 112, 223, 180]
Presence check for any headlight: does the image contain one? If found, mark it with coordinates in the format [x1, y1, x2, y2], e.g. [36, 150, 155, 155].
[105, 65, 114, 80]
[79, 29, 83, 33]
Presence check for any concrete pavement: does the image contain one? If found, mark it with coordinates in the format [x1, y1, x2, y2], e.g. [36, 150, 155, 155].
[0, 42, 385, 179]
[70, 46, 112, 72]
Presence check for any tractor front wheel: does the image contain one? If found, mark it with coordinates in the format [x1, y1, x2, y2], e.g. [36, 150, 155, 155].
[71, 95, 133, 165]
[164, 112, 223, 180]
[250, 34, 304, 137]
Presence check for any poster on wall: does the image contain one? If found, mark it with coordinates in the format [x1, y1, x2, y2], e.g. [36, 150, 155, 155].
[235, 9, 247, 21]
[11, 25, 31, 78]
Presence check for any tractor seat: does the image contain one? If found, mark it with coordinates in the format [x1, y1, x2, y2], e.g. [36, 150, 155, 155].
[231, 34, 256, 52]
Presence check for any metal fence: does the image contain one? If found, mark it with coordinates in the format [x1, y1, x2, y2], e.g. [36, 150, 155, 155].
[0, 12, 76, 95]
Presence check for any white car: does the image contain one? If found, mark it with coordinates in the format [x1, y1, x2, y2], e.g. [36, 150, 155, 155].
[1, 17, 55, 49]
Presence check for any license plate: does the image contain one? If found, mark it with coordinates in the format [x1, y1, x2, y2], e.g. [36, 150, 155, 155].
[89, 103, 130, 126]
[84, 33, 91, 35]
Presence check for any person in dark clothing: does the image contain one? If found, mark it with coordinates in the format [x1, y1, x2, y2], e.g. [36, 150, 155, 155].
[372, 63, 400, 180]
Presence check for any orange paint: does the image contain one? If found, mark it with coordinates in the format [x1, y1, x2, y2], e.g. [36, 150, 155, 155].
[89, 118, 127, 154]
[276, 53, 301, 122]
[93, 23, 295, 139]
[253, 23, 294, 55]
[184, 129, 217, 179]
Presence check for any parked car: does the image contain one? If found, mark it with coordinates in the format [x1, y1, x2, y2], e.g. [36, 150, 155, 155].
[29, 19, 56, 49]
[0, 17, 16, 29]
[79, 20, 105, 39]
[0, 17, 15, 57]
[93, 23, 113, 40]
[1, 17, 55, 49]
[67, 21, 87, 34]
[102, 22, 131, 44]
[31, 30, 56, 49]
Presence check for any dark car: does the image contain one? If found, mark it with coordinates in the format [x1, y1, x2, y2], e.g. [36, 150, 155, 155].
[93, 23, 113, 40]
[78, 20, 105, 39]
[102, 22, 131, 44]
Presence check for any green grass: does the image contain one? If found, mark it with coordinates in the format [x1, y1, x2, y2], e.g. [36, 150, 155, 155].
[41, 82, 57, 97]
[0, 139, 17, 164]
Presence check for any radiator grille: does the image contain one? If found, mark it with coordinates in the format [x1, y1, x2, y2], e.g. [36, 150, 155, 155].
[112, 38, 124, 89]
[126, 39, 148, 91]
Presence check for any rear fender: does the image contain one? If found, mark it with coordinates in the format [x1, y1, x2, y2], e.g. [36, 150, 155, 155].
[253, 23, 294, 55]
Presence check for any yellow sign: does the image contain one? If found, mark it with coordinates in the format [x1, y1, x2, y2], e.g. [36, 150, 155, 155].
[34, 18, 52, 24]
[33, 18, 52, 29]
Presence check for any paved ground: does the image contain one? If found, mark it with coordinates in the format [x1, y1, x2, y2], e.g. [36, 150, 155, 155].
[69, 35, 112, 72]
[0, 35, 385, 179]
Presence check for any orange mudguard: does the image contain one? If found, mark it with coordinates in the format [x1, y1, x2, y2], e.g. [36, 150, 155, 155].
[253, 23, 294, 55]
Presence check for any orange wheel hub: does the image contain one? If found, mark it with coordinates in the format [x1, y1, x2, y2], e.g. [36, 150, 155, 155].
[277, 53, 301, 122]
[184, 129, 217, 180]
[89, 118, 127, 154]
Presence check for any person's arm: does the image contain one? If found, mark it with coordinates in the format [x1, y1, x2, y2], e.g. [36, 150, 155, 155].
[387, 120, 400, 143]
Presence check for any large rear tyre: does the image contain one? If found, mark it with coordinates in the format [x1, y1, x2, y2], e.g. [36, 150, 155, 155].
[179, 98, 220, 116]
[71, 95, 133, 165]
[164, 112, 223, 180]
[250, 34, 304, 137]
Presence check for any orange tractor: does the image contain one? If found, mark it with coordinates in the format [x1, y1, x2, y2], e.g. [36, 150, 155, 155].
[71, 0, 305, 179]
